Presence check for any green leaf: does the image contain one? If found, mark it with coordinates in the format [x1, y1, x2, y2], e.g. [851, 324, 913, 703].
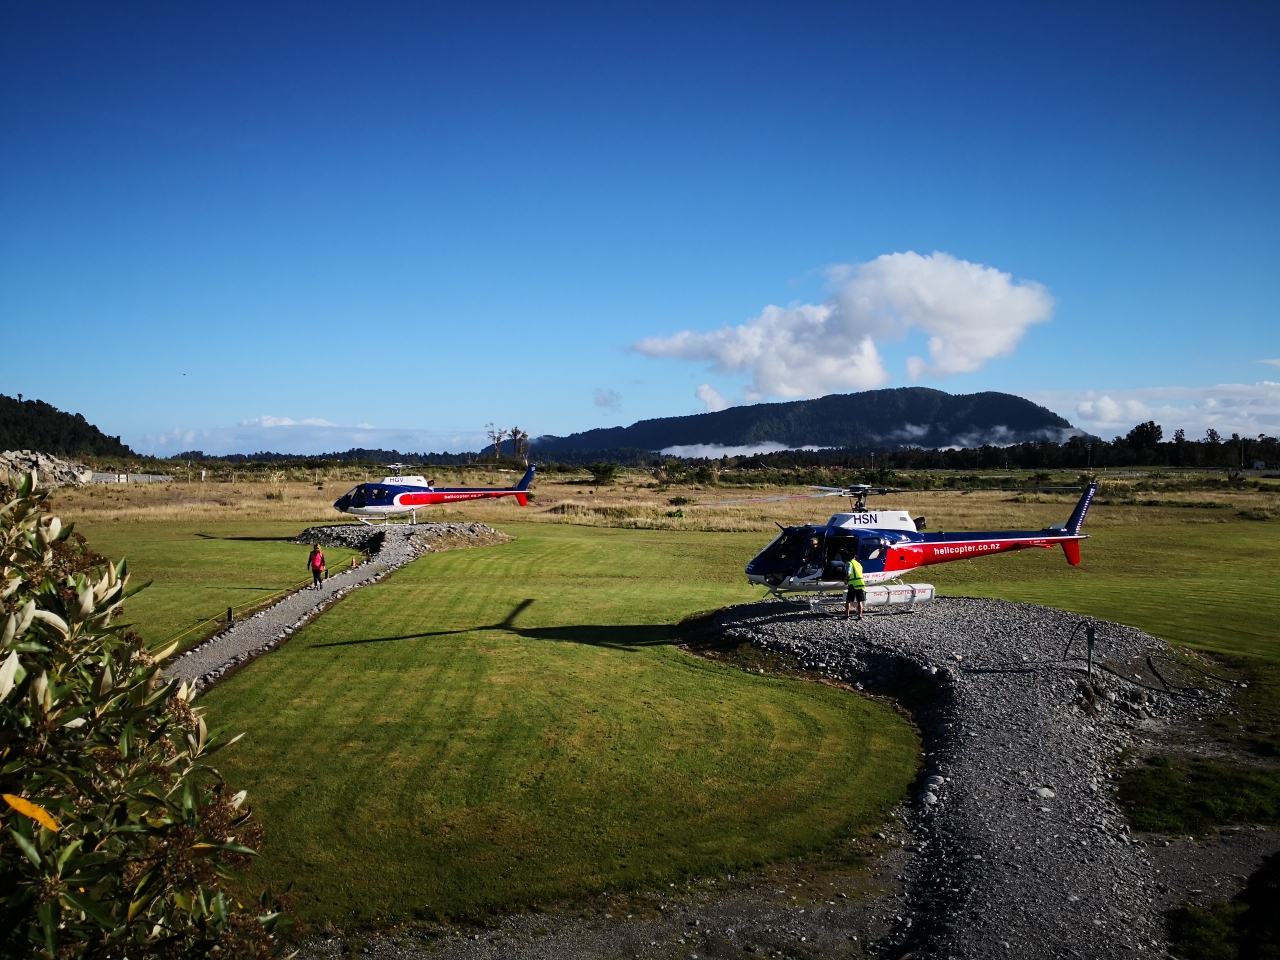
[211, 889, 229, 924]
[122, 579, 153, 600]
[56, 838, 84, 872]
[61, 889, 115, 929]
[92, 659, 115, 700]
[126, 867, 159, 922]
[12, 641, 50, 653]
[8, 826, 42, 866]
[194, 841, 259, 856]
[38, 901, 57, 955]
[0, 650, 19, 700]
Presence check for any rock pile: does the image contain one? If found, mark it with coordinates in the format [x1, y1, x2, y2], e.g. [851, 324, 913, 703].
[0, 449, 93, 487]
[295, 521, 508, 552]
[166, 522, 509, 691]
[701, 597, 1232, 959]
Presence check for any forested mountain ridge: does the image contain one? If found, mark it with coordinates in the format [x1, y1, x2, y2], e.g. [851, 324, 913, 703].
[0, 394, 134, 457]
[532, 387, 1076, 455]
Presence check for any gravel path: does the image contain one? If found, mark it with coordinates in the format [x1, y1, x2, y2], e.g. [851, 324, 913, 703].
[164, 522, 507, 691]
[707, 596, 1233, 959]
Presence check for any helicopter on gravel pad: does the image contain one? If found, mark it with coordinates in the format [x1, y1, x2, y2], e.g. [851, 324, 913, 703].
[721, 482, 1098, 607]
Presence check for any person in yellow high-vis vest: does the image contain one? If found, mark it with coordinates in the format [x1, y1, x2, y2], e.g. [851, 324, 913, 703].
[845, 555, 866, 620]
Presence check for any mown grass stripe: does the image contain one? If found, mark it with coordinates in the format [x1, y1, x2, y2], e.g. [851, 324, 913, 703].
[202, 526, 917, 923]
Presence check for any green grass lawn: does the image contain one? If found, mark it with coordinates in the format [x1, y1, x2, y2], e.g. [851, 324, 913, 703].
[73, 508, 1278, 931]
[200, 524, 919, 924]
[77, 522, 359, 648]
[922, 512, 1280, 661]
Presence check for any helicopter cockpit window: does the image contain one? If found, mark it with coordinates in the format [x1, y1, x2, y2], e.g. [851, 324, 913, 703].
[824, 537, 854, 579]
[747, 529, 814, 576]
[858, 538, 886, 562]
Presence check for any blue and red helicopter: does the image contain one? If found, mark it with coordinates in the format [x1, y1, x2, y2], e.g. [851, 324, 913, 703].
[733, 482, 1097, 605]
[333, 463, 1097, 611]
[334, 465, 536, 523]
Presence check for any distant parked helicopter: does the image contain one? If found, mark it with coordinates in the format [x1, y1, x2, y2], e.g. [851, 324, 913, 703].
[699, 482, 1098, 608]
[334, 465, 536, 523]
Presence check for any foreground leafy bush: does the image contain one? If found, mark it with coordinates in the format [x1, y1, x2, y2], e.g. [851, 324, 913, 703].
[0, 472, 290, 959]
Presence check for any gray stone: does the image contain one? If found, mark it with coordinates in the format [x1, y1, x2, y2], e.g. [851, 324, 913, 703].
[705, 595, 1229, 959]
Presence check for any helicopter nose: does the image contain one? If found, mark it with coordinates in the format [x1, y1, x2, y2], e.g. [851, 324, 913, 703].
[334, 494, 351, 511]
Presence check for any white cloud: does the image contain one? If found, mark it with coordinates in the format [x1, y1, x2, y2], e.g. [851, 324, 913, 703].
[942, 424, 1080, 450]
[659, 442, 790, 458]
[695, 384, 736, 412]
[239, 415, 337, 428]
[1028, 382, 1280, 438]
[137, 417, 489, 457]
[890, 423, 931, 440]
[1263, 359, 1280, 368]
[658, 441, 835, 458]
[1073, 396, 1152, 425]
[634, 251, 1054, 399]
[593, 388, 622, 411]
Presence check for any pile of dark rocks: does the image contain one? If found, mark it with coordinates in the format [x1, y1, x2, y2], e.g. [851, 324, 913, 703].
[295, 521, 504, 553]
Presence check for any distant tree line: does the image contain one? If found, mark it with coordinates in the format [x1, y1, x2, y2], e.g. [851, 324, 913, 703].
[168, 423, 1279, 474]
[0, 394, 134, 457]
[536, 423, 1279, 474]
[717, 424, 1278, 473]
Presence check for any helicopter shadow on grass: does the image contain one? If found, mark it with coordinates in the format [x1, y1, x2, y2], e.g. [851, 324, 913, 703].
[308, 598, 671, 652]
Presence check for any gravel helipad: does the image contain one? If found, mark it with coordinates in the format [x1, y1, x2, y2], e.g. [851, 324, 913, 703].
[707, 596, 1230, 959]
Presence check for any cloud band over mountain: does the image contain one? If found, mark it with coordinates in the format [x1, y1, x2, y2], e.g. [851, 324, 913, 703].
[633, 251, 1055, 409]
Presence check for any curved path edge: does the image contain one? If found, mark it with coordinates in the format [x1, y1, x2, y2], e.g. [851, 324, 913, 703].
[163, 522, 509, 692]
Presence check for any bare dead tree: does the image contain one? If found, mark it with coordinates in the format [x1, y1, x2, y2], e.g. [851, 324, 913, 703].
[509, 426, 529, 464]
[485, 423, 508, 461]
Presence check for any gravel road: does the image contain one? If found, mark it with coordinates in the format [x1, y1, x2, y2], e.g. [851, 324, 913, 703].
[164, 522, 505, 691]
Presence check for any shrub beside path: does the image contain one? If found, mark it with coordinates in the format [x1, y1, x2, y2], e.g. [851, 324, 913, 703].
[164, 522, 509, 690]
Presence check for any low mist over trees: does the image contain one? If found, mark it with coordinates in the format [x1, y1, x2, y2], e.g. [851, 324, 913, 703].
[165, 421, 1278, 475]
[716, 423, 1276, 474]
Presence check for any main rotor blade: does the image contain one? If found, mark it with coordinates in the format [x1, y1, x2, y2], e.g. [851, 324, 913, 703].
[682, 485, 1082, 508]
[683, 492, 845, 507]
[959, 486, 1085, 494]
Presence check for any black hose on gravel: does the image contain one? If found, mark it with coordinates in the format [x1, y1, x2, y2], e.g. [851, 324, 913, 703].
[1096, 661, 1212, 698]
[1062, 621, 1216, 698]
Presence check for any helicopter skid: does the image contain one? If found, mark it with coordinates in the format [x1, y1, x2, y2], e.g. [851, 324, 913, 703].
[766, 581, 936, 613]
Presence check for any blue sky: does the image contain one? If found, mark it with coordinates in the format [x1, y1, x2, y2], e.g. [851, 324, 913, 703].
[2, 2, 1277, 455]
